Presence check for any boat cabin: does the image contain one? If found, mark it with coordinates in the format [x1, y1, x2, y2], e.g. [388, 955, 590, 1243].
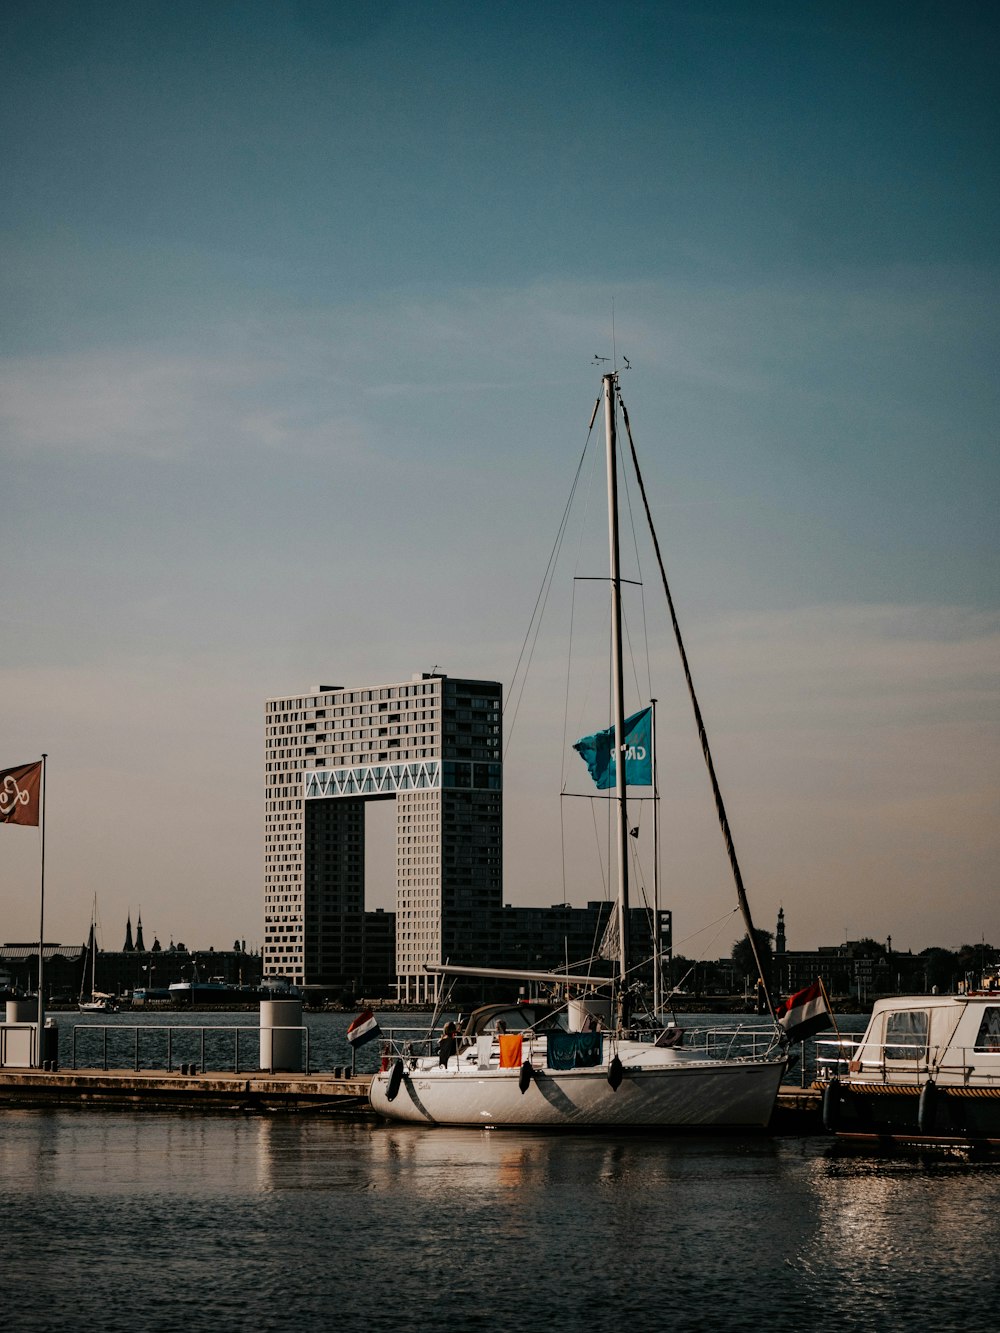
[845, 994, 1000, 1086]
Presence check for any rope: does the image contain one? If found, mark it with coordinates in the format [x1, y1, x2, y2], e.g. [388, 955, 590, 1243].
[503, 408, 596, 761]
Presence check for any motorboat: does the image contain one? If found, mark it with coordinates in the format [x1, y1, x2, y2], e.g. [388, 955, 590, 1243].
[817, 991, 1000, 1147]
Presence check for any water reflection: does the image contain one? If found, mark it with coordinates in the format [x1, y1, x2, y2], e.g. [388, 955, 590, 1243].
[799, 1144, 1000, 1318]
[4, 1106, 999, 1332]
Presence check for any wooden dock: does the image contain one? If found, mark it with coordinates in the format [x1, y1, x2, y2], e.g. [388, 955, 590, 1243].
[0, 1069, 823, 1130]
[0, 1068, 373, 1114]
[772, 1085, 823, 1133]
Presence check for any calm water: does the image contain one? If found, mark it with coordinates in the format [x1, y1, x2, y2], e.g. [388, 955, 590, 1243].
[2, 1111, 999, 1333]
[9, 1011, 990, 1331]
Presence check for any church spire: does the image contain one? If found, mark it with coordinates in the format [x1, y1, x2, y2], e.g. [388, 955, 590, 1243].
[123, 912, 134, 952]
[135, 912, 146, 952]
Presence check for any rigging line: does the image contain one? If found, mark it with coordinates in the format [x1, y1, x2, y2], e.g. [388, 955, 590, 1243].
[619, 602, 647, 721]
[618, 448, 654, 703]
[562, 440, 609, 787]
[503, 408, 597, 761]
[624, 836, 665, 993]
[587, 792, 610, 904]
[560, 439, 605, 895]
[628, 821, 648, 901]
[617, 388, 778, 1023]
[670, 905, 741, 956]
[560, 575, 581, 797]
[671, 910, 741, 988]
[557, 581, 580, 902]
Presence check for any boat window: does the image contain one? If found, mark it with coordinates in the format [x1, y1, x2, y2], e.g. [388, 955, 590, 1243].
[486, 1011, 534, 1032]
[974, 1007, 1000, 1053]
[884, 1010, 928, 1060]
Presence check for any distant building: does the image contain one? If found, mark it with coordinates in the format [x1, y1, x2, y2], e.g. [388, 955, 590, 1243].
[0, 943, 85, 999]
[496, 901, 660, 987]
[1, 927, 263, 1001]
[264, 673, 502, 1000]
[93, 939, 262, 998]
[772, 908, 900, 997]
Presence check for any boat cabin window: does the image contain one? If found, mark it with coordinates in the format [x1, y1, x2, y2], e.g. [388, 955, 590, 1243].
[974, 1007, 1000, 1053]
[483, 1010, 565, 1033]
[883, 1009, 928, 1060]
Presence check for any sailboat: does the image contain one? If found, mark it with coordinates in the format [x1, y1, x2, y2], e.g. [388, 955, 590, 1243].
[78, 900, 118, 1014]
[369, 371, 787, 1128]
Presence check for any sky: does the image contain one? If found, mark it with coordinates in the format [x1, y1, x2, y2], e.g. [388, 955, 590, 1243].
[1, 0, 997, 960]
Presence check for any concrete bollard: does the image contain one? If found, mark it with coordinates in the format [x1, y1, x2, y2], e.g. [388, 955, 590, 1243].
[6, 999, 34, 1024]
[42, 1018, 59, 1071]
[259, 999, 304, 1073]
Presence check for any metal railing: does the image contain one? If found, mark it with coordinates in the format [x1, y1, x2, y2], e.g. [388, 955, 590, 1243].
[655, 1024, 784, 1062]
[70, 1023, 311, 1074]
[372, 1022, 784, 1071]
[813, 1036, 1000, 1085]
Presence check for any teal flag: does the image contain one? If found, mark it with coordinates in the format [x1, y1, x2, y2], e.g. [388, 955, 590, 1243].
[573, 707, 652, 790]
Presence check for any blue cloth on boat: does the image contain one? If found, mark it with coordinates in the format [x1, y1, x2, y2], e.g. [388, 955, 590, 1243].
[547, 1031, 604, 1070]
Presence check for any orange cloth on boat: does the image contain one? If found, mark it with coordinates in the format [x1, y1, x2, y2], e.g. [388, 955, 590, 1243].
[498, 1033, 523, 1068]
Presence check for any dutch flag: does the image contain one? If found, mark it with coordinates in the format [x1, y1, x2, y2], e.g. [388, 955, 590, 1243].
[776, 981, 833, 1043]
[347, 1008, 381, 1049]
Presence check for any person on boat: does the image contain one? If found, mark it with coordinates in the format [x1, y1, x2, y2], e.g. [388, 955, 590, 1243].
[438, 1021, 458, 1068]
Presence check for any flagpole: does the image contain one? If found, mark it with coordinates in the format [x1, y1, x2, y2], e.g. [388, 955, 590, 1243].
[36, 753, 47, 1065]
[818, 975, 843, 1046]
[650, 697, 660, 1022]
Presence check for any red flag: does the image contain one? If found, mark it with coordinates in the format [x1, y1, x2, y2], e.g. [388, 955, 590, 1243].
[0, 761, 42, 826]
[776, 980, 833, 1043]
[347, 1008, 381, 1048]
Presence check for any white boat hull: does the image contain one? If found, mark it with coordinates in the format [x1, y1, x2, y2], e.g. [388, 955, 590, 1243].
[370, 1054, 786, 1129]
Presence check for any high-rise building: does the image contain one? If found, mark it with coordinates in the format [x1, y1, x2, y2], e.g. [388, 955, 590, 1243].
[264, 672, 502, 999]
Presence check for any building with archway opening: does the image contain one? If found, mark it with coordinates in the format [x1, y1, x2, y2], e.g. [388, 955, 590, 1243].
[264, 672, 502, 1001]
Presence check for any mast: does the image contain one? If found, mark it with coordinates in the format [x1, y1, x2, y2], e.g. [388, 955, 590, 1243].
[603, 373, 631, 1031]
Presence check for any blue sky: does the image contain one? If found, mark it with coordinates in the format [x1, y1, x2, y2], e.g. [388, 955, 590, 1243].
[2, 1, 997, 959]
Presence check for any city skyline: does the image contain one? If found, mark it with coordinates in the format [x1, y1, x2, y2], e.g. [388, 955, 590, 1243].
[2, 2, 997, 954]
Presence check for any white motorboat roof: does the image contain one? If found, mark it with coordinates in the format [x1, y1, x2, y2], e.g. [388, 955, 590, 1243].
[868, 992, 999, 1015]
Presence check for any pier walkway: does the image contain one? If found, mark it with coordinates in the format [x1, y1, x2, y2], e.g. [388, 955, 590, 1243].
[0, 1069, 823, 1129]
[0, 1068, 372, 1114]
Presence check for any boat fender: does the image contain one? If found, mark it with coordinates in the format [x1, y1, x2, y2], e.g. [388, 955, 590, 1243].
[518, 1061, 533, 1095]
[386, 1058, 405, 1103]
[821, 1078, 840, 1133]
[608, 1055, 624, 1091]
[918, 1080, 938, 1135]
